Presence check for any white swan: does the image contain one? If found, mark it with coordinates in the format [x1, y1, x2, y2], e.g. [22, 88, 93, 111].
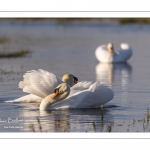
[11, 69, 79, 103]
[10, 69, 92, 103]
[40, 81, 114, 110]
[95, 43, 132, 63]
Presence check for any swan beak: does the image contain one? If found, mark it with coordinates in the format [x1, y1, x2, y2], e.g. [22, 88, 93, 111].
[52, 90, 59, 99]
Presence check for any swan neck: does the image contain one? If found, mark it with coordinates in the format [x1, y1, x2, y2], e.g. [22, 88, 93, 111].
[40, 91, 70, 111]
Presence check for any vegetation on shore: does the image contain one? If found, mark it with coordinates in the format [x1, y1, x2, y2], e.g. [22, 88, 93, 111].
[2, 18, 150, 25]
[116, 18, 150, 24]
[0, 37, 9, 44]
[0, 49, 31, 58]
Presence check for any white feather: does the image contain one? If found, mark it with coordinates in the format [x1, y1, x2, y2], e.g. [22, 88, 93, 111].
[18, 69, 62, 98]
[70, 81, 93, 95]
[8, 94, 42, 103]
[11, 69, 93, 103]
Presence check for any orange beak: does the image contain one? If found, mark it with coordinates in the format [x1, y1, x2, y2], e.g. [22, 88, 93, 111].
[51, 90, 59, 99]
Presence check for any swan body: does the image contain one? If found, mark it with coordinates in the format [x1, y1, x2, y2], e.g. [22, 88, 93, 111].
[49, 81, 114, 110]
[11, 69, 79, 103]
[9, 70, 114, 109]
[95, 43, 132, 63]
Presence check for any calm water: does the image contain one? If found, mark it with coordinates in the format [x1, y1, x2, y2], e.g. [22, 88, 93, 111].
[0, 20, 150, 132]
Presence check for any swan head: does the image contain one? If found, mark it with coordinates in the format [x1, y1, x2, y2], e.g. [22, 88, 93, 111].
[62, 74, 78, 87]
[107, 42, 115, 54]
[40, 83, 70, 111]
[52, 83, 70, 100]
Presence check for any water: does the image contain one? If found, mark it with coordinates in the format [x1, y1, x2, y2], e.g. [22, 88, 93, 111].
[0, 20, 150, 132]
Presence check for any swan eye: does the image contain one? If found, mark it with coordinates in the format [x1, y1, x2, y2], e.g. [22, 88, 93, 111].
[73, 77, 78, 83]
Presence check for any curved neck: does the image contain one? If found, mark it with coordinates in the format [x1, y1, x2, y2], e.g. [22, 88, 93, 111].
[40, 91, 70, 111]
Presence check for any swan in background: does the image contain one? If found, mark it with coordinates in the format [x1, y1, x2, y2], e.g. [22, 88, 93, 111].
[10, 69, 79, 103]
[95, 43, 132, 63]
[40, 82, 114, 110]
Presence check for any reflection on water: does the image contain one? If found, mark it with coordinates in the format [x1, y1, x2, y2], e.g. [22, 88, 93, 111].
[18, 104, 114, 132]
[96, 63, 114, 86]
[96, 63, 132, 86]
[96, 63, 132, 104]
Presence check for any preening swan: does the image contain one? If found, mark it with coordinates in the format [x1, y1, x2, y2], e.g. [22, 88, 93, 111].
[95, 43, 132, 63]
[8, 70, 114, 109]
[40, 81, 114, 110]
[40, 83, 70, 111]
[11, 69, 78, 103]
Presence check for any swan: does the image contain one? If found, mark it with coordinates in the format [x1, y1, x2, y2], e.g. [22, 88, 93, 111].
[40, 81, 114, 110]
[95, 43, 132, 63]
[11, 69, 79, 103]
[10, 69, 92, 103]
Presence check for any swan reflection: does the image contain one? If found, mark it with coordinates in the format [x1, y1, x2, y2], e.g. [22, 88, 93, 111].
[96, 63, 132, 104]
[40, 108, 113, 132]
[96, 63, 132, 86]
[19, 105, 113, 132]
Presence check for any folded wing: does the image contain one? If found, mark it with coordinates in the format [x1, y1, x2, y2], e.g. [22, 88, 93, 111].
[69, 81, 93, 95]
[50, 81, 114, 109]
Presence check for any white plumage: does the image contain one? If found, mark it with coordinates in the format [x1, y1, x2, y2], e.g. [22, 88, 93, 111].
[19, 69, 62, 98]
[69, 81, 92, 95]
[8, 69, 114, 109]
[49, 81, 114, 110]
[10, 69, 92, 103]
[95, 43, 132, 63]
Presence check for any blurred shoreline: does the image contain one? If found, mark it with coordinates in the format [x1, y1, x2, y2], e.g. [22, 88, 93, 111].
[0, 18, 150, 25]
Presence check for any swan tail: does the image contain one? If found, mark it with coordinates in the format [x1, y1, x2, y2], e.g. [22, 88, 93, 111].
[6, 94, 43, 103]
[120, 43, 130, 50]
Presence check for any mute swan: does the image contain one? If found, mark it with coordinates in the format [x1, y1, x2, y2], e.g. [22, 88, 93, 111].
[40, 81, 114, 110]
[11, 69, 79, 103]
[95, 43, 132, 63]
